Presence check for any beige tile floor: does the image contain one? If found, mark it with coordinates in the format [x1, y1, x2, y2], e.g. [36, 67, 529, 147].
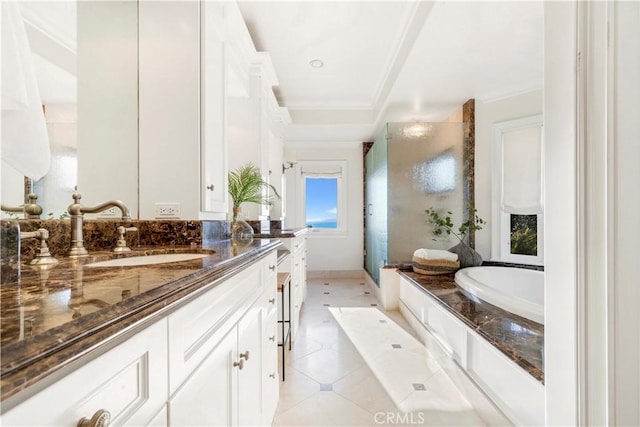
[273, 278, 486, 427]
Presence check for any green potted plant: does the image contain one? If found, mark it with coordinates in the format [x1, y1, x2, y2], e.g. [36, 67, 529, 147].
[227, 163, 280, 240]
[424, 204, 486, 267]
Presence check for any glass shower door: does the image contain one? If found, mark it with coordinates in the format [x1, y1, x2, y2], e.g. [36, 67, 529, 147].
[364, 128, 388, 285]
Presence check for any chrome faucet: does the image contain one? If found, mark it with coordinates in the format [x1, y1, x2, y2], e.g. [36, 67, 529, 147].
[67, 192, 131, 258]
[1, 193, 43, 219]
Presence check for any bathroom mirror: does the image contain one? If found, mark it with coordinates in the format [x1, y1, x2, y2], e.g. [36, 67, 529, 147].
[1, 1, 139, 219]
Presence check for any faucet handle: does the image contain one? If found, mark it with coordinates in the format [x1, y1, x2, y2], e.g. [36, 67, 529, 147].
[114, 226, 138, 253]
[22, 228, 58, 266]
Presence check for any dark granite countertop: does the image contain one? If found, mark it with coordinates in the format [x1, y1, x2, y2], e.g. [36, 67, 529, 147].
[253, 227, 308, 238]
[0, 238, 281, 403]
[398, 269, 544, 383]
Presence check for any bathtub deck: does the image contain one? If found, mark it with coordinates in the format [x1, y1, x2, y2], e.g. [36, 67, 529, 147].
[398, 269, 544, 383]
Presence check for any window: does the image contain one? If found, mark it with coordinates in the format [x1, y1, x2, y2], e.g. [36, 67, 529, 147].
[492, 115, 544, 264]
[305, 177, 338, 229]
[299, 161, 346, 234]
[510, 214, 538, 256]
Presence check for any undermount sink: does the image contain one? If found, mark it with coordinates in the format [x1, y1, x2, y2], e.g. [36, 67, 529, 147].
[85, 253, 209, 268]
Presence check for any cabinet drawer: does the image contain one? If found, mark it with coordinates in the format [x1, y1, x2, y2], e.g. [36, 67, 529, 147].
[399, 277, 425, 322]
[168, 261, 261, 393]
[263, 251, 277, 285]
[3, 320, 168, 427]
[467, 333, 544, 426]
[423, 296, 467, 363]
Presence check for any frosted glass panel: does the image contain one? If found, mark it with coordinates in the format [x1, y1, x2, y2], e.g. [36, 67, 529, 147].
[364, 122, 468, 285]
[387, 122, 466, 262]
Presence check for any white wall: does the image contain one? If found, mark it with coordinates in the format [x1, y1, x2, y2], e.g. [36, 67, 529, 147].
[474, 90, 543, 260]
[284, 143, 363, 272]
[610, 3, 640, 423]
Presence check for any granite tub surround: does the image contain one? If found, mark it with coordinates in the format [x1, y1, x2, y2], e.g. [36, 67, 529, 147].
[399, 269, 544, 383]
[0, 238, 280, 403]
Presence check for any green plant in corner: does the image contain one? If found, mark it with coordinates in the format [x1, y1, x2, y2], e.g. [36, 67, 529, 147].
[227, 163, 280, 222]
[425, 203, 486, 242]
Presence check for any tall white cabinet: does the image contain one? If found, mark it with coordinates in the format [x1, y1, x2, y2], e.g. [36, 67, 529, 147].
[138, 1, 290, 220]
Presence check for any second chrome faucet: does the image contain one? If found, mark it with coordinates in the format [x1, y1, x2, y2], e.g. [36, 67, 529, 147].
[67, 193, 132, 258]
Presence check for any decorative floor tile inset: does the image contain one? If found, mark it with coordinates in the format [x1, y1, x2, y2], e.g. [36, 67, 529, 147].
[320, 383, 333, 391]
[412, 383, 427, 391]
[379, 320, 388, 323]
[392, 344, 402, 349]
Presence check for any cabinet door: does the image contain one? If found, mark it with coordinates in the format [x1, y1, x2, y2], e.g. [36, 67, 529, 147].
[201, 0, 228, 214]
[169, 327, 238, 427]
[2, 320, 168, 427]
[262, 307, 279, 425]
[237, 303, 263, 426]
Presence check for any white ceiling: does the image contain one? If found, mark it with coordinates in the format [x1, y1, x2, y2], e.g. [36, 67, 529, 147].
[238, 1, 543, 143]
[19, 1, 543, 143]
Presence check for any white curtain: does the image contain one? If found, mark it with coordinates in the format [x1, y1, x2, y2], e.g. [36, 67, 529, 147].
[502, 125, 543, 214]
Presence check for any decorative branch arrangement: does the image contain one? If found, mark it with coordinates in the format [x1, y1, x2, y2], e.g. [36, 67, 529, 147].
[425, 204, 485, 243]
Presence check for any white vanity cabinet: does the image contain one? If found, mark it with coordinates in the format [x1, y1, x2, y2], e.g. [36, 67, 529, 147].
[278, 232, 308, 341]
[2, 319, 169, 427]
[168, 251, 279, 426]
[2, 252, 280, 427]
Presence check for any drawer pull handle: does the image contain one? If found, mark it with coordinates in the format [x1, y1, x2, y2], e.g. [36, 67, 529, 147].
[240, 350, 250, 361]
[206, 185, 214, 191]
[269, 298, 276, 304]
[234, 359, 244, 370]
[269, 372, 276, 379]
[77, 409, 111, 427]
[269, 264, 276, 271]
[269, 335, 276, 342]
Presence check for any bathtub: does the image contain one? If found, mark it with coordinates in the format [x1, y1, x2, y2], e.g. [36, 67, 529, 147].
[454, 266, 544, 324]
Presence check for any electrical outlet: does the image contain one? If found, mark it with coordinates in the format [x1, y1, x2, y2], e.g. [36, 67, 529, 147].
[98, 207, 118, 218]
[155, 203, 181, 218]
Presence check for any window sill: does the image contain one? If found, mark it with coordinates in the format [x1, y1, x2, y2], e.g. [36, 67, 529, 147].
[306, 228, 348, 239]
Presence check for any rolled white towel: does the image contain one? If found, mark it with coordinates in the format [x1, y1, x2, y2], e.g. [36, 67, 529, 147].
[413, 248, 459, 262]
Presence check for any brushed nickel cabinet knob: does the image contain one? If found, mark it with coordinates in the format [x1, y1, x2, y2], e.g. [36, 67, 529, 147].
[77, 409, 111, 427]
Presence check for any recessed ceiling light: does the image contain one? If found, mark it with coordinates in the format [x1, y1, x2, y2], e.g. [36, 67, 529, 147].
[309, 59, 324, 69]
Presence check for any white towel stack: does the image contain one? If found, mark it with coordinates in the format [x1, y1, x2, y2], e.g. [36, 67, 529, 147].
[412, 248, 460, 275]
